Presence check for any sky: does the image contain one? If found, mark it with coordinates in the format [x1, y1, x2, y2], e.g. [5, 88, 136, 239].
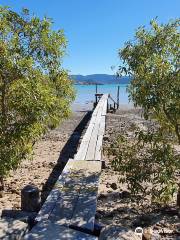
[0, 0, 180, 75]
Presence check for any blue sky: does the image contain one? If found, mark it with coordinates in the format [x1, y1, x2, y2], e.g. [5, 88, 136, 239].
[0, 0, 180, 75]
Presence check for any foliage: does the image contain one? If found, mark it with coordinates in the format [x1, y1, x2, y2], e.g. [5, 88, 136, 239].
[0, 6, 75, 180]
[108, 130, 180, 203]
[118, 19, 180, 144]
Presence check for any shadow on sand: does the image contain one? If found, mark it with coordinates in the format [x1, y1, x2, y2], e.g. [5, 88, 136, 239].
[41, 111, 92, 204]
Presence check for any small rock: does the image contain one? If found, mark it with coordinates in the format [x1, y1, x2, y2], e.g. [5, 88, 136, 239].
[95, 212, 102, 219]
[34, 175, 39, 179]
[133, 215, 153, 228]
[107, 190, 113, 193]
[103, 135, 110, 141]
[10, 189, 19, 195]
[110, 183, 117, 190]
[106, 192, 120, 200]
[42, 163, 46, 167]
[120, 190, 131, 198]
[99, 225, 141, 240]
[49, 162, 55, 167]
[98, 193, 107, 200]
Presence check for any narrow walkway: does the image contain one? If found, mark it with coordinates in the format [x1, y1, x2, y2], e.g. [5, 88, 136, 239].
[25, 94, 109, 240]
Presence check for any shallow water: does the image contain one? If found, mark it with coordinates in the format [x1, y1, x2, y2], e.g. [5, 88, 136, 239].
[74, 84, 130, 105]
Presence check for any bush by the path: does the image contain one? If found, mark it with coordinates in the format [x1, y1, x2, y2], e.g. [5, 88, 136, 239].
[0, 7, 75, 189]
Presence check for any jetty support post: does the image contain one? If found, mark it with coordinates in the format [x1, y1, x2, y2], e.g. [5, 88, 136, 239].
[95, 84, 98, 107]
[117, 85, 120, 109]
[21, 185, 40, 212]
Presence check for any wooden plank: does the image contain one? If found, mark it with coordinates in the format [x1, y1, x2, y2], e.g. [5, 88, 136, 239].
[35, 159, 80, 221]
[85, 110, 102, 160]
[80, 122, 95, 143]
[94, 115, 106, 160]
[94, 135, 103, 160]
[92, 99, 104, 117]
[74, 123, 95, 160]
[74, 116, 98, 160]
[48, 169, 83, 224]
[101, 99, 108, 116]
[35, 170, 69, 221]
[24, 221, 97, 240]
[93, 95, 108, 117]
[98, 116, 106, 136]
[75, 106, 102, 160]
[75, 94, 108, 161]
[69, 169, 100, 230]
[92, 101, 100, 116]
[85, 97, 107, 160]
[35, 189, 60, 222]
[48, 185, 80, 225]
[48, 160, 101, 232]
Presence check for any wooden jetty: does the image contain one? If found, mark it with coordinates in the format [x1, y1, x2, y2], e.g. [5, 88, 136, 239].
[24, 93, 111, 239]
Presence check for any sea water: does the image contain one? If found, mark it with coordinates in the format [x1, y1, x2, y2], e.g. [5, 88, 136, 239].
[74, 84, 130, 105]
[72, 84, 131, 111]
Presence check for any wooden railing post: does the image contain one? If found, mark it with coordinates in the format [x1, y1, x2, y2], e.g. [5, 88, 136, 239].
[117, 85, 120, 109]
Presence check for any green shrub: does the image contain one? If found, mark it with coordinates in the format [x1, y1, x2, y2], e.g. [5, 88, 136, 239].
[108, 131, 179, 203]
[0, 6, 75, 185]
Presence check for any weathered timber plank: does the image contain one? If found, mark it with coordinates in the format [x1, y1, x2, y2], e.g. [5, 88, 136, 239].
[69, 171, 99, 231]
[74, 117, 97, 160]
[48, 160, 101, 232]
[101, 99, 108, 116]
[48, 174, 83, 225]
[79, 123, 95, 143]
[94, 135, 103, 160]
[94, 115, 106, 160]
[74, 123, 95, 160]
[24, 221, 97, 240]
[75, 94, 107, 161]
[85, 110, 102, 160]
[92, 99, 104, 117]
[35, 159, 82, 221]
[75, 112, 100, 160]
[98, 116, 106, 136]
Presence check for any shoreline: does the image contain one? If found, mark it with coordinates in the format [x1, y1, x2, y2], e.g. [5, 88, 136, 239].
[71, 102, 134, 112]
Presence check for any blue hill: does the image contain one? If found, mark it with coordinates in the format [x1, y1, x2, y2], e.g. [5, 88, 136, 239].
[71, 74, 130, 85]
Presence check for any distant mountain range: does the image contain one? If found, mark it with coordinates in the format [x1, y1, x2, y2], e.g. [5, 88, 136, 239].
[70, 74, 130, 85]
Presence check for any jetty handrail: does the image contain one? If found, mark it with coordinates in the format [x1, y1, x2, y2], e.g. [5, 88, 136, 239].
[109, 94, 118, 104]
